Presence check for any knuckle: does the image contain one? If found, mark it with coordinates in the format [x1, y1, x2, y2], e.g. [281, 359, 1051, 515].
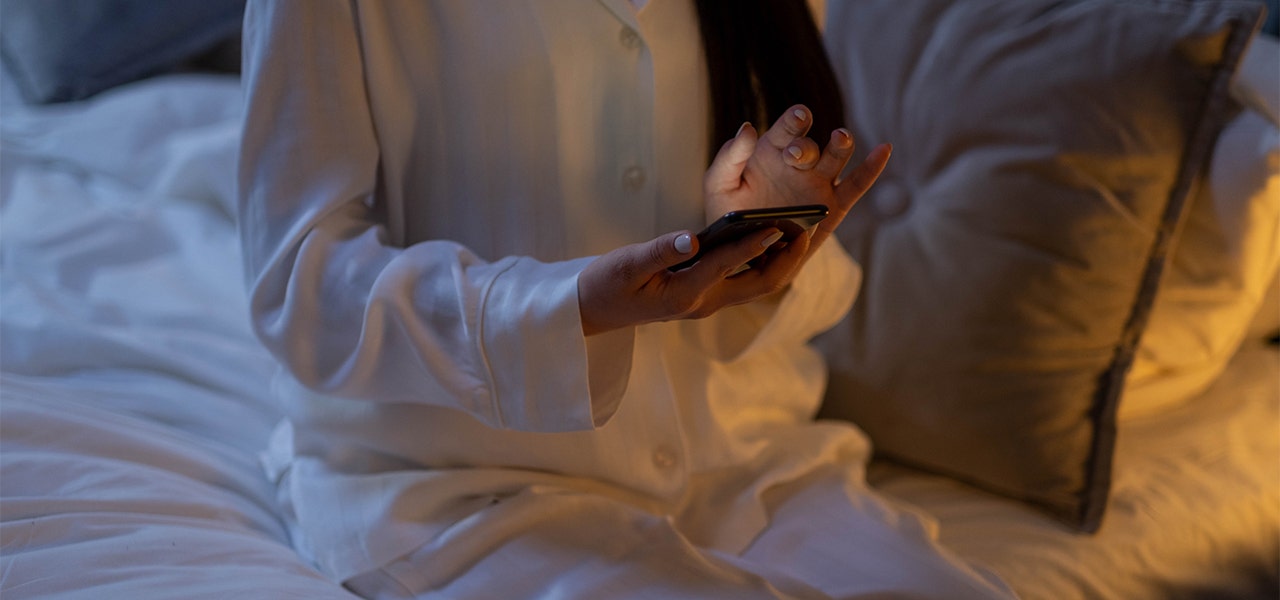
[763, 278, 789, 296]
[664, 291, 699, 317]
[714, 262, 742, 279]
[610, 255, 641, 283]
[646, 241, 670, 269]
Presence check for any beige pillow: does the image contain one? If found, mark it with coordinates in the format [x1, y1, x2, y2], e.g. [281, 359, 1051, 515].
[1123, 35, 1280, 418]
[816, 0, 1263, 532]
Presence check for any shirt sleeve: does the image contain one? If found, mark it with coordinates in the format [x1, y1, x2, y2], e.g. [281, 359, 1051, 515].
[237, 0, 632, 433]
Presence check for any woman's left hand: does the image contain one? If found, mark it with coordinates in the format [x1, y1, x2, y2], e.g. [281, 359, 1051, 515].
[703, 104, 891, 262]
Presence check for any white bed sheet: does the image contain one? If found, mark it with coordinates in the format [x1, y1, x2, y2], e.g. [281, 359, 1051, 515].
[869, 332, 1280, 600]
[0, 74, 357, 599]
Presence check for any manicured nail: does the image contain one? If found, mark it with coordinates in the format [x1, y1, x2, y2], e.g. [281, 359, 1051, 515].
[761, 230, 784, 248]
[674, 233, 693, 254]
[835, 129, 852, 147]
[793, 108, 806, 121]
[736, 121, 751, 137]
[787, 146, 803, 160]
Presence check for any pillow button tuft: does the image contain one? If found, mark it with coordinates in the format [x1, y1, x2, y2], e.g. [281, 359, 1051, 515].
[872, 181, 911, 219]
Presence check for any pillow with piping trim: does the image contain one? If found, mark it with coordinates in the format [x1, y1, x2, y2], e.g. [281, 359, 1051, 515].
[815, 0, 1263, 532]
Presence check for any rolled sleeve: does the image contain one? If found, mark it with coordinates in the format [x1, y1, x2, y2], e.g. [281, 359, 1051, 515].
[478, 256, 635, 431]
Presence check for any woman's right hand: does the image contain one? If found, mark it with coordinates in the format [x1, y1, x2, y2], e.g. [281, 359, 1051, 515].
[578, 223, 810, 336]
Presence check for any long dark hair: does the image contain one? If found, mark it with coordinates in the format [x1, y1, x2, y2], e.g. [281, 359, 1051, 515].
[694, 0, 845, 163]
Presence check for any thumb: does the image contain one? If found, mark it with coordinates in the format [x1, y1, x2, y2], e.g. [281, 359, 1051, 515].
[704, 122, 756, 195]
[610, 230, 699, 282]
[641, 230, 699, 274]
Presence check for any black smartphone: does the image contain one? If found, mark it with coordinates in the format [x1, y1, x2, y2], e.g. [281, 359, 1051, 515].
[669, 204, 829, 271]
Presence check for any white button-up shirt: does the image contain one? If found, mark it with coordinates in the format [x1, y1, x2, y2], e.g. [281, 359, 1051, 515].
[241, 0, 864, 582]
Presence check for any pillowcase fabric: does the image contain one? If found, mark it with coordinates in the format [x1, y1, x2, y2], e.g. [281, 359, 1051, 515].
[815, 0, 1262, 532]
[1124, 35, 1280, 418]
[0, 0, 245, 104]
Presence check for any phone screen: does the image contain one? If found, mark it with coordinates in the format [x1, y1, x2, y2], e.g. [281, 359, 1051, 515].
[669, 204, 828, 272]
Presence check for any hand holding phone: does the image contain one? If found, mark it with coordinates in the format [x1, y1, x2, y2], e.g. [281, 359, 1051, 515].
[701, 104, 890, 282]
[578, 104, 889, 337]
[668, 204, 828, 272]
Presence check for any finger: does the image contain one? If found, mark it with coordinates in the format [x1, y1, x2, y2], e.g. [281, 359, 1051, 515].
[782, 137, 822, 170]
[704, 122, 757, 194]
[678, 227, 782, 288]
[835, 143, 892, 209]
[813, 128, 855, 183]
[705, 231, 810, 307]
[760, 104, 813, 151]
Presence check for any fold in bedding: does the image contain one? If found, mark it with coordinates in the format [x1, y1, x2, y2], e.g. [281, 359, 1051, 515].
[0, 74, 356, 599]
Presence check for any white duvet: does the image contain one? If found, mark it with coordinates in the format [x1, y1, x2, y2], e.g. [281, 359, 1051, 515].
[0, 75, 356, 599]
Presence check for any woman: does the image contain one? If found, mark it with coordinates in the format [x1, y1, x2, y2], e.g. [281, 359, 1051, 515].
[239, 1, 1011, 597]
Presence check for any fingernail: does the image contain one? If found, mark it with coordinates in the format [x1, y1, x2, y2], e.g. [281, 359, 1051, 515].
[835, 129, 852, 147]
[736, 121, 750, 137]
[674, 233, 693, 254]
[761, 231, 784, 248]
[787, 146, 803, 160]
[793, 108, 806, 121]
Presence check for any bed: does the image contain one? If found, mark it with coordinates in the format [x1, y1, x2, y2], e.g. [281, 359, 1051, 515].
[1, 1, 1277, 599]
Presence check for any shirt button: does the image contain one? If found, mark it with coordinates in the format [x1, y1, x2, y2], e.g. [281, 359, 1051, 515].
[622, 166, 646, 191]
[619, 27, 642, 50]
[652, 445, 678, 469]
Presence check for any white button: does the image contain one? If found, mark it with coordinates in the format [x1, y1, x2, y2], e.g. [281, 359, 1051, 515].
[622, 165, 646, 191]
[619, 27, 642, 50]
[652, 445, 678, 469]
[872, 181, 910, 219]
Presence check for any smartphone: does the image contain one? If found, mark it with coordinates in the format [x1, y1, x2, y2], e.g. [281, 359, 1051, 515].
[668, 204, 829, 272]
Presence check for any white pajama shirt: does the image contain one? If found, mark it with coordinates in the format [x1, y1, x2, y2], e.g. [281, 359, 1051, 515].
[239, 1, 1012, 597]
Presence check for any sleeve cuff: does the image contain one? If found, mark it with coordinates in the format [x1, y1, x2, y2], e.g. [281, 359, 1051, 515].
[583, 324, 636, 426]
[476, 256, 633, 432]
